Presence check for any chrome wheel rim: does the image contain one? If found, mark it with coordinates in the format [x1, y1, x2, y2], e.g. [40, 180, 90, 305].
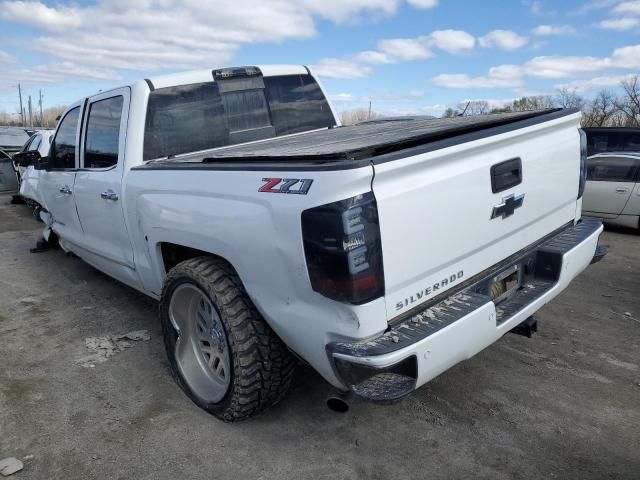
[169, 283, 231, 403]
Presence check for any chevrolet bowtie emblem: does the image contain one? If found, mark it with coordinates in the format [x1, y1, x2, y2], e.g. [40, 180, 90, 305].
[491, 193, 525, 219]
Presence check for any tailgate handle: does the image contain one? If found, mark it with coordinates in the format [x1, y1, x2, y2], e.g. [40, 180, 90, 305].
[491, 158, 522, 193]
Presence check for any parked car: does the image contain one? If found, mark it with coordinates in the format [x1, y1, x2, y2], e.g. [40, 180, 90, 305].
[582, 152, 640, 230]
[28, 64, 604, 421]
[13, 130, 54, 208]
[0, 148, 18, 192]
[583, 127, 640, 156]
[0, 127, 31, 157]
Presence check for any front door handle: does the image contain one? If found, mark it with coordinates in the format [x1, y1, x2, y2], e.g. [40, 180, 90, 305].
[100, 190, 119, 201]
[615, 187, 629, 193]
[59, 185, 72, 195]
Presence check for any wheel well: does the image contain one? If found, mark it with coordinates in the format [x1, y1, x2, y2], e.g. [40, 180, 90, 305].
[160, 242, 226, 275]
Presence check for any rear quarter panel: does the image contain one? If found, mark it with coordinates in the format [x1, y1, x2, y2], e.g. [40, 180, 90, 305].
[124, 165, 388, 384]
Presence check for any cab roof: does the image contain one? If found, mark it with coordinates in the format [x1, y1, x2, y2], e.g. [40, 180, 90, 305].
[145, 64, 309, 90]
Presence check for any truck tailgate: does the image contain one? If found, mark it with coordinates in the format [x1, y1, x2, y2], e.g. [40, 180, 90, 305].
[372, 111, 582, 320]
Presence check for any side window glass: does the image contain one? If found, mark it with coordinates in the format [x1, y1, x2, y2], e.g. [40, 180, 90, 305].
[84, 96, 124, 168]
[21, 136, 35, 153]
[29, 135, 42, 152]
[587, 157, 639, 182]
[51, 107, 81, 169]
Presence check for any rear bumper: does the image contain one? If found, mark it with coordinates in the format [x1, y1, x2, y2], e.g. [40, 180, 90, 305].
[327, 217, 604, 401]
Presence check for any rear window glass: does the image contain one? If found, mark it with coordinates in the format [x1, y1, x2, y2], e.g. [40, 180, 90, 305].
[144, 82, 228, 161]
[143, 74, 335, 160]
[264, 75, 335, 136]
[587, 156, 639, 182]
[84, 96, 124, 168]
[222, 90, 270, 133]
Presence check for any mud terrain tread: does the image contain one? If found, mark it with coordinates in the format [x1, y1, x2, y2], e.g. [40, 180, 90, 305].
[160, 256, 296, 421]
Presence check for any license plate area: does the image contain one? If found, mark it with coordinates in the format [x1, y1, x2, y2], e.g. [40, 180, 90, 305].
[471, 253, 537, 306]
[489, 264, 522, 304]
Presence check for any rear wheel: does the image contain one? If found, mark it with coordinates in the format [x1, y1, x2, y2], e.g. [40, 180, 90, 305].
[160, 256, 296, 421]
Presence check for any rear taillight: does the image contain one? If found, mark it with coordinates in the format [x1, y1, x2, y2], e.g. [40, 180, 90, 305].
[578, 128, 587, 199]
[301, 192, 384, 304]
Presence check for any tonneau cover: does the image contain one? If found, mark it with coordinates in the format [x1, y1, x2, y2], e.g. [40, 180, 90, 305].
[146, 108, 576, 165]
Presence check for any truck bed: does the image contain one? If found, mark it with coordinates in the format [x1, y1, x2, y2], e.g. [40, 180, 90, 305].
[140, 108, 577, 168]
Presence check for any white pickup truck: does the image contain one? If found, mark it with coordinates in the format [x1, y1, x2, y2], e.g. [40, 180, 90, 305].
[26, 65, 605, 421]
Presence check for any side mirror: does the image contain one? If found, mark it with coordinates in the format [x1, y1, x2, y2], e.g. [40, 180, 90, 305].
[16, 150, 42, 168]
[34, 157, 50, 170]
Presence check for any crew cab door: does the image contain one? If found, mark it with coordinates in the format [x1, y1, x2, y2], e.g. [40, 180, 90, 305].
[38, 105, 84, 244]
[582, 155, 639, 215]
[0, 149, 17, 192]
[73, 88, 139, 287]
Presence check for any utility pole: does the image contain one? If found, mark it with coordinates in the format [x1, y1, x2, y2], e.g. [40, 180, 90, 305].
[28, 95, 33, 128]
[17, 83, 25, 126]
[368, 100, 372, 120]
[39, 90, 43, 127]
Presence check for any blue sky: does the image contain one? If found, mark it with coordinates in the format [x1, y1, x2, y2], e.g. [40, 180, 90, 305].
[1, 0, 639, 117]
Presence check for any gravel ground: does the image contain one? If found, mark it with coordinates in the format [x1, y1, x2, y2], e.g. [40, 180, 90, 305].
[1, 195, 639, 480]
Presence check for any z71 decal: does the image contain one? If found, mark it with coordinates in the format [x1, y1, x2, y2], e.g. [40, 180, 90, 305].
[259, 178, 314, 195]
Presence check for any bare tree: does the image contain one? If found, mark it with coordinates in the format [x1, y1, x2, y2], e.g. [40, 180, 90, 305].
[340, 108, 382, 125]
[581, 90, 620, 127]
[457, 100, 490, 116]
[616, 75, 640, 127]
[556, 87, 584, 109]
[441, 107, 460, 118]
[511, 95, 556, 112]
[1, 105, 66, 128]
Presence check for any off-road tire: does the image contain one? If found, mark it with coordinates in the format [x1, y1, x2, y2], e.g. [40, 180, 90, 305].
[160, 256, 296, 421]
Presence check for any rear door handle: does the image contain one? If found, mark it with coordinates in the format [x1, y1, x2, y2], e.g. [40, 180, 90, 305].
[100, 190, 119, 201]
[59, 185, 72, 195]
[615, 187, 629, 193]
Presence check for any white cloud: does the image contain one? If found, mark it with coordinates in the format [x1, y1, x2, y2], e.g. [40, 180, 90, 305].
[300, 0, 399, 23]
[599, 17, 640, 30]
[576, 0, 620, 15]
[406, 0, 439, 8]
[432, 69, 524, 89]
[315, 28, 476, 79]
[556, 73, 639, 93]
[479, 30, 528, 51]
[311, 59, 372, 79]
[328, 93, 356, 102]
[0, 51, 13, 64]
[429, 30, 475, 54]
[0, 1, 82, 31]
[354, 50, 394, 65]
[0, 61, 119, 90]
[523, 55, 610, 78]
[377, 37, 433, 61]
[0, 0, 444, 89]
[432, 43, 640, 90]
[532, 24, 576, 35]
[612, 0, 640, 15]
[611, 44, 640, 67]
